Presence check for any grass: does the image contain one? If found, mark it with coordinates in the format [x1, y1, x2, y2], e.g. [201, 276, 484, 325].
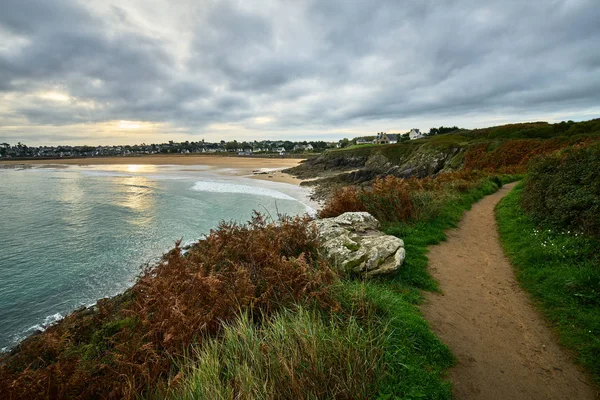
[168, 307, 386, 400]
[168, 279, 459, 400]
[496, 184, 600, 384]
[350, 176, 521, 398]
[320, 171, 511, 223]
[332, 143, 386, 151]
[336, 282, 454, 399]
[361, 176, 523, 398]
[166, 175, 521, 400]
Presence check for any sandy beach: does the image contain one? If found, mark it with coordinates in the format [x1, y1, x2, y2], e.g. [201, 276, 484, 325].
[0, 155, 305, 185]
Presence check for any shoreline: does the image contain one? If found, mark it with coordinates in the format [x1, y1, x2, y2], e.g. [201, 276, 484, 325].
[0, 155, 306, 186]
[0, 157, 314, 353]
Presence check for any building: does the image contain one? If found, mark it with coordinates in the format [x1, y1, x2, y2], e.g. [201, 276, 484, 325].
[409, 129, 424, 140]
[374, 132, 399, 144]
[374, 132, 390, 144]
[294, 143, 315, 151]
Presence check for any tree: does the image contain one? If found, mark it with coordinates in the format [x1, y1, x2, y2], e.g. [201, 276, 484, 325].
[427, 126, 460, 136]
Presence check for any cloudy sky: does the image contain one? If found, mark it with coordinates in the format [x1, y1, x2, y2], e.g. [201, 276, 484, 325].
[1, 0, 599, 145]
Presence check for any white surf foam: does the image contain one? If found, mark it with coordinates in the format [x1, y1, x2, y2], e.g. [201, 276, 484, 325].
[191, 181, 297, 201]
[2, 312, 66, 353]
[252, 167, 284, 173]
[33, 313, 64, 331]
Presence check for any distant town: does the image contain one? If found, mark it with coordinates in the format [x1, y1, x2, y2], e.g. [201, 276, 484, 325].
[0, 127, 459, 159]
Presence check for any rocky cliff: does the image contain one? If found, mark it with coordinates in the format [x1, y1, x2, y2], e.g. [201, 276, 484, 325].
[287, 137, 468, 199]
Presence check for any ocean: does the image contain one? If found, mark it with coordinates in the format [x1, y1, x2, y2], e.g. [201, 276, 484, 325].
[0, 164, 312, 351]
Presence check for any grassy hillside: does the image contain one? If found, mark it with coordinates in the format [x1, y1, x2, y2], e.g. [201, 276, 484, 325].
[291, 119, 600, 185]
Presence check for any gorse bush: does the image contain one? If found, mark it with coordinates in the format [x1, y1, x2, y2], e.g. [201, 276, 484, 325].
[521, 143, 600, 237]
[171, 308, 385, 400]
[0, 213, 338, 399]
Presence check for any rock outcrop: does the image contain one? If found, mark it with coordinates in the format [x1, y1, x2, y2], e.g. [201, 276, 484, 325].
[315, 212, 405, 277]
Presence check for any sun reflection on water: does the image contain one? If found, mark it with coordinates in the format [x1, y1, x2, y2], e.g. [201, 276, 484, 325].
[118, 176, 155, 215]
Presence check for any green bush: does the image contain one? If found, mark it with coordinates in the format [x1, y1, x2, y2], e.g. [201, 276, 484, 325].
[521, 143, 600, 237]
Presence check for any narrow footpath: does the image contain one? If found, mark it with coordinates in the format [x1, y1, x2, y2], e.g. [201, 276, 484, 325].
[421, 182, 598, 400]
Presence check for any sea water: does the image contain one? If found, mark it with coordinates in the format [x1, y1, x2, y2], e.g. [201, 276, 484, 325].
[0, 164, 312, 351]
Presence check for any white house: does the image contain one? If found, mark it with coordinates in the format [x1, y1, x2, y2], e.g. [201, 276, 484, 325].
[409, 129, 424, 140]
[305, 144, 314, 151]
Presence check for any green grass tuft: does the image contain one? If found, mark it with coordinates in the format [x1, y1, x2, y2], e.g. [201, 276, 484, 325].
[337, 282, 455, 399]
[168, 307, 386, 400]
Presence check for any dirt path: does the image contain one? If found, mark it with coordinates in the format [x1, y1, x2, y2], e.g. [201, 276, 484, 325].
[421, 182, 598, 400]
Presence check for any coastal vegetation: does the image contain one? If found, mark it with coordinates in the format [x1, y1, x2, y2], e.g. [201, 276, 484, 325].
[0, 215, 338, 398]
[2, 119, 600, 398]
[520, 143, 600, 237]
[496, 143, 600, 383]
[168, 174, 515, 399]
[0, 173, 512, 399]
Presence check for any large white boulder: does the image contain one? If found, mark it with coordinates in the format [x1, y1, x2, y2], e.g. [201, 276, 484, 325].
[314, 212, 405, 277]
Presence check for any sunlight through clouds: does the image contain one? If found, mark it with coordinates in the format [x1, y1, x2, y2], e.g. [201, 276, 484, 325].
[0, 0, 598, 145]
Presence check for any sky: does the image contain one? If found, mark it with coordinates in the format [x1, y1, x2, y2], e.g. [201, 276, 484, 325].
[0, 0, 599, 146]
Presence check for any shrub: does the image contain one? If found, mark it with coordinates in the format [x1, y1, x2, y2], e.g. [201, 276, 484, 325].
[0, 214, 338, 399]
[319, 171, 489, 224]
[319, 186, 366, 218]
[521, 143, 600, 237]
[360, 176, 418, 222]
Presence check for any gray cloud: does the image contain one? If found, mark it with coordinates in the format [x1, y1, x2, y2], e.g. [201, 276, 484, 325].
[0, 0, 599, 144]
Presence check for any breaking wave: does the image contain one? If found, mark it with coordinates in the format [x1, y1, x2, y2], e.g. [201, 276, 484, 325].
[190, 181, 297, 201]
